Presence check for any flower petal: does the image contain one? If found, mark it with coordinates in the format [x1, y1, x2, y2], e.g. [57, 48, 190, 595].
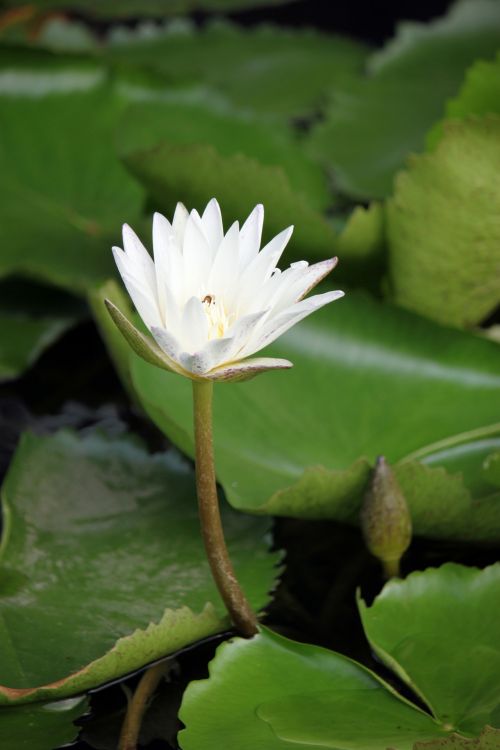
[183, 213, 212, 296]
[181, 296, 209, 353]
[208, 221, 240, 296]
[122, 224, 156, 294]
[201, 198, 224, 253]
[241, 289, 344, 358]
[150, 325, 184, 370]
[239, 204, 264, 269]
[208, 357, 293, 382]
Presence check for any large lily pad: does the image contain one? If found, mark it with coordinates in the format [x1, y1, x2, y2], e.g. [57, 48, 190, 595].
[107, 21, 368, 119]
[0, 430, 279, 704]
[1, 696, 88, 750]
[0, 51, 143, 292]
[308, 0, 500, 198]
[387, 116, 500, 328]
[126, 291, 500, 539]
[359, 564, 500, 736]
[117, 97, 331, 212]
[179, 565, 500, 750]
[427, 54, 500, 148]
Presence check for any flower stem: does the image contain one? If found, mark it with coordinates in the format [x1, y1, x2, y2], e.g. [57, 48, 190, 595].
[192, 380, 258, 637]
[118, 662, 167, 750]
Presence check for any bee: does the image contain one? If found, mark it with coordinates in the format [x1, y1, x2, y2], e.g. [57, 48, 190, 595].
[202, 294, 215, 305]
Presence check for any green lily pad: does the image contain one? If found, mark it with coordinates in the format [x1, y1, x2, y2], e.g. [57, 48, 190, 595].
[179, 565, 500, 750]
[107, 20, 368, 119]
[427, 53, 500, 149]
[179, 626, 444, 750]
[387, 116, 500, 328]
[0, 50, 143, 292]
[0, 430, 279, 704]
[125, 291, 500, 539]
[117, 97, 331, 212]
[359, 564, 500, 735]
[1, 696, 88, 750]
[308, 0, 500, 198]
[123, 140, 337, 262]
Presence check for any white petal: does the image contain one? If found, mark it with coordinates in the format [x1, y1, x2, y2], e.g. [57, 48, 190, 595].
[183, 214, 212, 295]
[201, 198, 224, 252]
[179, 350, 213, 376]
[181, 296, 209, 352]
[208, 221, 240, 295]
[239, 204, 264, 269]
[208, 357, 293, 382]
[122, 224, 156, 293]
[150, 326, 183, 367]
[172, 202, 189, 244]
[152, 212, 173, 322]
[241, 290, 344, 358]
[118, 272, 163, 330]
[265, 257, 339, 315]
[237, 226, 293, 310]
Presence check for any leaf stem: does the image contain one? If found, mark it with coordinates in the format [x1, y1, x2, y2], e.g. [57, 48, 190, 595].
[192, 380, 258, 637]
[118, 662, 167, 750]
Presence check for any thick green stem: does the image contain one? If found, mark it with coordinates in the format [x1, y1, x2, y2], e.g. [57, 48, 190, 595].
[383, 557, 401, 579]
[118, 662, 167, 750]
[192, 380, 258, 637]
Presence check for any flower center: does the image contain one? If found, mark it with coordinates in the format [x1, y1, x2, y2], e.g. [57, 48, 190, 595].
[201, 294, 235, 339]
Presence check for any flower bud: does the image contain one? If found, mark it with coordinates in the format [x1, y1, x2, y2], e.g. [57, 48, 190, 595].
[360, 456, 412, 578]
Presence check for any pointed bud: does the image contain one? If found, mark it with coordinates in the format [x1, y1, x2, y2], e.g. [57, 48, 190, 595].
[360, 456, 412, 578]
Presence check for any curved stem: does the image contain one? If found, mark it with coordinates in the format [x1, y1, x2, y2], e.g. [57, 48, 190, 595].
[118, 662, 167, 750]
[192, 380, 258, 638]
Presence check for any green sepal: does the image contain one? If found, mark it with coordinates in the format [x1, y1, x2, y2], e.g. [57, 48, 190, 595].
[104, 298, 182, 376]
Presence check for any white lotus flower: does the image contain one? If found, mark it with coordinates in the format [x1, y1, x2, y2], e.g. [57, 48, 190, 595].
[106, 199, 344, 382]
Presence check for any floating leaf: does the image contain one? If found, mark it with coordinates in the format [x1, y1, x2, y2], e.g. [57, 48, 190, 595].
[0, 431, 279, 704]
[1, 696, 88, 750]
[107, 20, 368, 118]
[125, 292, 500, 540]
[179, 627, 444, 750]
[117, 97, 331, 211]
[179, 565, 500, 750]
[427, 53, 500, 148]
[359, 564, 500, 735]
[387, 116, 500, 328]
[308, 0, 500, 198]
[0, 51, 143, 292]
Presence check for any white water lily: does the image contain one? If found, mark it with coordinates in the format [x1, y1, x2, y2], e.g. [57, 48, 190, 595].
[107, 198, 343, 382]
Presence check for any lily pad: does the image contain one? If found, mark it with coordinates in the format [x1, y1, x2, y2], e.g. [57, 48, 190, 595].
[117, 97, 331, 212]
[179, 627, 444, 750]
[427, 53, 500, 148]
[107, 20, 368, 119]
[387, 116, 500, 328]
[0, 51, 143, 292]
[179, 564, 500, 750]
[1, 696, 88, 750]
[0, 430, 279, 704]
[308, 0, 500, 198]
[359, 564, 500, 735]
[125, 291, 500, 539]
